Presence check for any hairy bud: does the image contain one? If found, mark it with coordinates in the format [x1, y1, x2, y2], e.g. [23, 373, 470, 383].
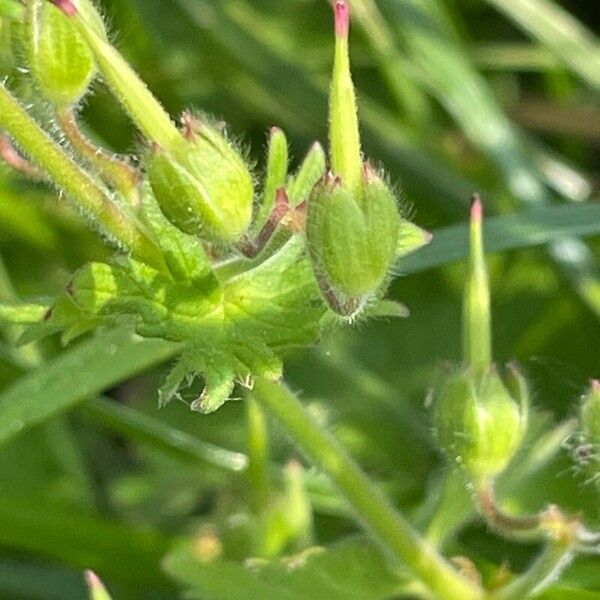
[147, 115, 253, 244]
[434, 365, 529, 482]
[27, 0, 105, 108]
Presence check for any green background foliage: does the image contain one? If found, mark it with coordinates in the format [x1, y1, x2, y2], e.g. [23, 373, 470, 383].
[0, 0, 598, 597]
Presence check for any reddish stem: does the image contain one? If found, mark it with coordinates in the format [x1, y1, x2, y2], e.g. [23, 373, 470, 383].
[238, 188, 292, 258]
[0, 135, 44, 180]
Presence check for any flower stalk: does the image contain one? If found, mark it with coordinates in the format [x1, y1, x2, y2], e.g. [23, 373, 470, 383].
[49, 0, 181, 150]
[246, 396, 270, 513]
[0, 83, 165, 271]
[57, 109, 140, 205]
[252, 378, 483, 600]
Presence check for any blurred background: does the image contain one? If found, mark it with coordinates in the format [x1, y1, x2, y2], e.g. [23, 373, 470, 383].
[0, 0, 599, 598]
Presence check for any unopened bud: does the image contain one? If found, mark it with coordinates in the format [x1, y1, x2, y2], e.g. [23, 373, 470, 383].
[435, 199, 527, 482]
[27, 0, 105, 108]
[148, 115, 253, 244]
[434, 365, 529, 483]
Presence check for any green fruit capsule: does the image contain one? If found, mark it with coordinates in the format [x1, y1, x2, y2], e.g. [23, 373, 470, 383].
[148, 115, 253, 245]
[434, 365, 529, 483]
[307, 168, 399, 303]
[27, 0, 106, 108]
[308, 1, 405, 315]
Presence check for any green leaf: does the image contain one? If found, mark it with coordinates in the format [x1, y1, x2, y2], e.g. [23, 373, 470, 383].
[2, 204, 597, 446]
[0, 558, 85, 600]
[0, 327, 179, 447]
[0, 491, 173, 589]
[165, 536, 406, 600]
[381, 0, 549, 206]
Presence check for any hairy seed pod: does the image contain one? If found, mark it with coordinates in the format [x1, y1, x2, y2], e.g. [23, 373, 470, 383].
[307, 168, 399, 302]
[27, 0, 106, 108]
[434, 365, 529, 483]
[147, 115, 253, 245]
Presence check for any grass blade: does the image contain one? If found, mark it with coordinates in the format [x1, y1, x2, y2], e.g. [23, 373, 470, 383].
[399, 202, 600, 274]
[0, 328, 179, 446]
[83, 397, 248, 472]
[482, 0, 600, 92]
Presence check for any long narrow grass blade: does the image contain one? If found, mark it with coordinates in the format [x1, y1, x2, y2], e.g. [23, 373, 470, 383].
[482, 0, 600, 92]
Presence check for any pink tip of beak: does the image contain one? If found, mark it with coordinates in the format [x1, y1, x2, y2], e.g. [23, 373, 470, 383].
[592, 380, 600, 393]
[470, 193, 483, 223]
[334, 1, 350, 38]
[84, 570, 101, 589]
[51, 0, 77, 16]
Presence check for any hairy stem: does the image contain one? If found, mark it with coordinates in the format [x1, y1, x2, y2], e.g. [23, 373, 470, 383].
[0, 134, 44, 180]
[476, 481, 542, 535]
[252, 378, 483, 600]
[0, 84, 166, 271]
[57, 109, 140, 205]
[51, 0, 181, 150]
[246, 396, 270, 513]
